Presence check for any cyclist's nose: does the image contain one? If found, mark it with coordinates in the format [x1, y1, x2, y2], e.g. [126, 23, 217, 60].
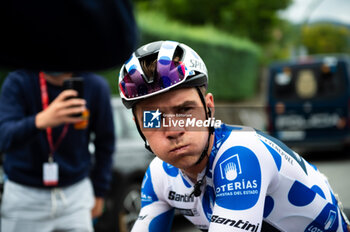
[165, 128, 185, 140]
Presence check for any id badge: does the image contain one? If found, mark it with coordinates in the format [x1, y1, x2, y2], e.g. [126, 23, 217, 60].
[43, 162, 59, 186]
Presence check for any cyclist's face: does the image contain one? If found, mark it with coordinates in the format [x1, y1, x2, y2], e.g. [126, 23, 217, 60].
[135, 88, 214, 171]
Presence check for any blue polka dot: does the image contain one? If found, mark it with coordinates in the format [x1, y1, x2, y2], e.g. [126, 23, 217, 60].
[159, 56, 171, 65]
[163, 43, 174, 49]
[181, 175, 191, 188]
[263, 196, 274, 218]
[149, 209, 174, 231]
[128, 65, 137, 75]
[311, 185, 326, 199]
[288, 181, 316, 207]
[202, 185, 215, 221]
[161, 76, 171, 87]
[162, 162, 178, 177]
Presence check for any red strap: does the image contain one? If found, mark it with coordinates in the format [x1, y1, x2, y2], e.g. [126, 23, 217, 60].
[39, 72, 69, 159]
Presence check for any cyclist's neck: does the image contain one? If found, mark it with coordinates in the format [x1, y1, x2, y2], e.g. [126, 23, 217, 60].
[181, 133, 214, 182]
[183, 156, 208, 183]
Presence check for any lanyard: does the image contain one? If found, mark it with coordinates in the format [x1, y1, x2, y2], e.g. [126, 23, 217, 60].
[39, 72, 69, 161]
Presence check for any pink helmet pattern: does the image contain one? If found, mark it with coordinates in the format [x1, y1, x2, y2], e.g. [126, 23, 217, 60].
[118, 40, 208, 108]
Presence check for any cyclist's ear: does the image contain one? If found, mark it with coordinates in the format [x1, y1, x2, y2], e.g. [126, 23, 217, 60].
[205, 93, 214, 115]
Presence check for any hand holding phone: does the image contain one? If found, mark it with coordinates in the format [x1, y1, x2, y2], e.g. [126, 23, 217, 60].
[63, 77, 84, 99]
[63, 77, 84, 117]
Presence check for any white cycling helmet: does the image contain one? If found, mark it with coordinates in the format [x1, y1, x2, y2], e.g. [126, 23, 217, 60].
[118, 40, 208, 108]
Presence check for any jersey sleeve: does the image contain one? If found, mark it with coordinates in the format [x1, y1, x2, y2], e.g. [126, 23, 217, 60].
[131, 159, 175, 232]
[208, 132, 278, 232]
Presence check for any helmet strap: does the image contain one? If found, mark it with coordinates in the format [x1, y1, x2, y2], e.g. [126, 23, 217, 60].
[188, 87, 214, 198]
[132, 107, 154, 153]
[194, 87, 214, 166]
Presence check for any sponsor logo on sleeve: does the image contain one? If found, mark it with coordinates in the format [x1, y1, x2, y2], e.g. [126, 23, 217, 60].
[214, 146, 261, 210]
[256, 131, 308, 175]
[305, 203, 339, 232]
[211, 215, 260, 232]
[219, 154, 242, 181]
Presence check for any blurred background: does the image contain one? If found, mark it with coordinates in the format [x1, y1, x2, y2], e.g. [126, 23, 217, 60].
[1, 0, 350, 231]
[1, 0, 350, 99]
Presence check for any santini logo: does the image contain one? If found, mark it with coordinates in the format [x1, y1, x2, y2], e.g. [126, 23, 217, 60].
[168, 191, 194, 202]
[143, 109, 222, 129]
[211, 215, 260, 232]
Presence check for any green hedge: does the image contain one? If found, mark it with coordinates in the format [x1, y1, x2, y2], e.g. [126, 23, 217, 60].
[135, 11, 261, 101]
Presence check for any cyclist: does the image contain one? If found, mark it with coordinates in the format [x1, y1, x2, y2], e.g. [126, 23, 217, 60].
[118, 40, 350, 231]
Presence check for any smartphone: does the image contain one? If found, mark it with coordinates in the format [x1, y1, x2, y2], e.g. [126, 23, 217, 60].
[63, 77, 84, 117]
[63, 77, 84, 99]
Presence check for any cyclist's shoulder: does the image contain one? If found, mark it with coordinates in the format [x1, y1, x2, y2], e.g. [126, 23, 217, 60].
[215, 124, 296, 158]
[143, 158, 184, 196]
[216, 123, 261, 143]
[210, 126, 276, 181]
[213, 124, 264, 156]
[148, 157, 181, 179]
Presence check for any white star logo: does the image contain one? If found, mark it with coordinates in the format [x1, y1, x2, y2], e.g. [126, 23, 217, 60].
[151, 109, 162, 121]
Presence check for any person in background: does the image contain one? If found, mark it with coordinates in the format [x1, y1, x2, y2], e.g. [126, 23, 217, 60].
[0, 70, 115, 232]
[118, 40, 350, 232]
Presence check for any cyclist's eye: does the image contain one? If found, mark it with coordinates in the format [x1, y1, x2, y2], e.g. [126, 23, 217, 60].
[176, 107, 191, 115]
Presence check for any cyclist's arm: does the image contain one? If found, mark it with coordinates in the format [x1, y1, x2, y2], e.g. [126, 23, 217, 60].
[131, 164, 175, 232]
[131, 201, 175, 232]
[208, 198, 265, 232]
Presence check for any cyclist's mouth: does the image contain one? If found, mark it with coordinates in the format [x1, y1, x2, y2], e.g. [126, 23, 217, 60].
[170, 145, 189, 154]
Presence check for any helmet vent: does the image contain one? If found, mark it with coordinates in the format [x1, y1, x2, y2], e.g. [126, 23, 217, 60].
[172, 45, 184, 65]
[139, 53, 158, 83]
